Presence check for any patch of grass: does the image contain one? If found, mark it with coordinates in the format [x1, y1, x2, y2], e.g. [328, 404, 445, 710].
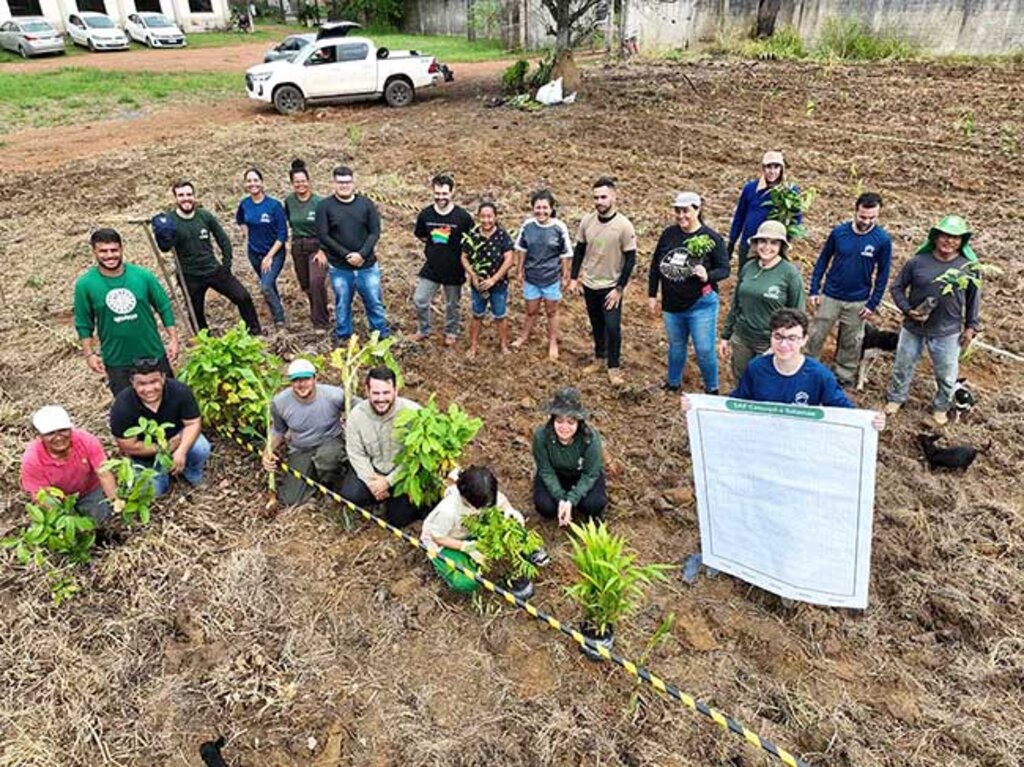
[0, 45, 87, 64]
[365, 28, 510, 62]
[0, 68, 238, 133]
[814, 17, 918, 61]
[743, 26, 807, 60]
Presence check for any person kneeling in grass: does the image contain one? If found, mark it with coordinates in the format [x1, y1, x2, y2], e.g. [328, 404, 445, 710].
[421, 466, 548, 593]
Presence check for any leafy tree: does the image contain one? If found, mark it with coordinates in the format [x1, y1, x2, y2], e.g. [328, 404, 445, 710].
[540, 0, 606, 50]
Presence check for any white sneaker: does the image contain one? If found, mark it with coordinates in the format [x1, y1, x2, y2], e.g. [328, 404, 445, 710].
[932, 410, 949, 426]
[884, 402, 901, 416]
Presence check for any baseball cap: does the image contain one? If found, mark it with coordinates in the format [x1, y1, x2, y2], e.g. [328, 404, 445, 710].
[32, 405, 73, 435]
[762, 150, 785, 167]
[672, 192, 701, 209]
[287, 359, 317, 380]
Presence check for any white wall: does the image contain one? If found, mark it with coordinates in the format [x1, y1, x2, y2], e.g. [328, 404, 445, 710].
[0, 0, 230, 31]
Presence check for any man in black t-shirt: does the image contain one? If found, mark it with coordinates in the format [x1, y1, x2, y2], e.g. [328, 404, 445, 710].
[411, 174, 475, 346]
[109, 358, 210, 496]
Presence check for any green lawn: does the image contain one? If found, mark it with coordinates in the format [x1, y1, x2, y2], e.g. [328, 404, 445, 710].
[0, 68, 238, 132]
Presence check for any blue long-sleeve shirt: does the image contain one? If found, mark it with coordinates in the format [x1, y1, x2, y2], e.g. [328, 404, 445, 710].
[809, 222, 892, 311]
[236, 195, 288, 257]
[731, 355, 854, 408]
[726, 180, 802, 253]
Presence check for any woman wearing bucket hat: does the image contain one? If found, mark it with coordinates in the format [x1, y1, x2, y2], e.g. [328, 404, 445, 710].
[720, 220, 805, 381]
[884, 215, 981, 426]
[648, 191, 730, 393]
[531, 387, 607, 527]
[726, 151, 802, 270]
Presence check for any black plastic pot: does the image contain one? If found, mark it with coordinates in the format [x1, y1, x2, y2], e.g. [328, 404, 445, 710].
[505, 576, 534, 600]
[580, 622, 614, 661]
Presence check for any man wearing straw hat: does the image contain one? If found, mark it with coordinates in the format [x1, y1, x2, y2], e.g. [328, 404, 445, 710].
[884, 215, 981, 426]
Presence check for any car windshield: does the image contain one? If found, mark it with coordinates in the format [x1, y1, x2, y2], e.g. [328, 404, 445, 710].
[86, 17, 115, 29]
[22, 22, 54, 32]
[145, 15, 175, 27]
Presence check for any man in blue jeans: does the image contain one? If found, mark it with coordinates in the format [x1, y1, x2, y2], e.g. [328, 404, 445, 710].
[885, 215, 981, 426]
[109, 358, 211, 496]
[314, 166, 391, 345]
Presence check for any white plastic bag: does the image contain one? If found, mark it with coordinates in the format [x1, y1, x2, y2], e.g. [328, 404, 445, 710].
[536, 77, 564, 106]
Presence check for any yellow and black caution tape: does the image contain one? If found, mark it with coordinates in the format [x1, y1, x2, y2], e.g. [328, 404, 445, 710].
[222, 426, 813, 767]
[366, 191, 421, 214]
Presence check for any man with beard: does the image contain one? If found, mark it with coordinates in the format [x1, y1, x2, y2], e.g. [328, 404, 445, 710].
[74, 228, 179, 395]
[20, 405, 118, 524]
[568, 177, 638, 386]
[807, 193, 893, 387]
[169, 180, 261, 335]
[340, 366, 423, 527]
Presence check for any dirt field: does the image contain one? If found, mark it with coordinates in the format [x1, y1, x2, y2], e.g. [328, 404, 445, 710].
[1, 55, 1022, 767]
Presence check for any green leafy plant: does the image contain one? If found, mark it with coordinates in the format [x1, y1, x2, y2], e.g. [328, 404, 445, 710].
[934, 261, 1003, 295]
[2, 488, 96, 567]
[328, 332, 402, 421]
[501, 59, 529, 95]
[956, 110, 976, 139]
[744, 26, 806, 61]
[462, 505, 545, 582]
[814, 17, 918, 61]
[565, 519, 671, 636]
[392, 397, 483, 508]
[764, 183, 817, 241]
[122, 416, 174, 471]
[527, 51, 555, 91]
[627, 612, 677, 715]
[685, 234, 716, 258]
[101, 456, 160, 526]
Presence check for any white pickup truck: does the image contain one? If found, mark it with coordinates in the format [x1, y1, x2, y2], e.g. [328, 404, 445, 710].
[245, 23, 448, 114]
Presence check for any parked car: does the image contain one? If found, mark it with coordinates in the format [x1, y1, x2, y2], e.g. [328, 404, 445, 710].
[245, 30, 448, 114]
[66, 12, 129, 52]
[124, 12, 186, 48]
[264, 33, 315, 63]
[0, 17, 65, 58]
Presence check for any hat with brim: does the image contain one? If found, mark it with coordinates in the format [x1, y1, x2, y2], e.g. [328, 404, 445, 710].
[748, 219, 789, 246]
[672, 192, 701, 209]
[287, 359, 317, 380]
[544, 387, 588, 420]
[761, 150, 785, 167]
[33, 405, 73, 435]
[915, 215, 977, 262]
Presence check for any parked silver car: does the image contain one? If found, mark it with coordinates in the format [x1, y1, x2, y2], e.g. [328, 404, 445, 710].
[264, 33, 315, 63]
[0, 17, 65, 58]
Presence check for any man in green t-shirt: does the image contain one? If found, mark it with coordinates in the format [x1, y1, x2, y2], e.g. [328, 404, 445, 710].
[74, 228, 179, 396]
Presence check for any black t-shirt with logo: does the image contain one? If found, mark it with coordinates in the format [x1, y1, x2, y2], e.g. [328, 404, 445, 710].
[110, 378, 201, 441]
[648, 224, 729, 312]
[461, 225, 514, 287]
[414, 205, 475, 285]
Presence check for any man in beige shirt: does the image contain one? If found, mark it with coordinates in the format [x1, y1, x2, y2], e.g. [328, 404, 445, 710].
[568, 177, 638, 386]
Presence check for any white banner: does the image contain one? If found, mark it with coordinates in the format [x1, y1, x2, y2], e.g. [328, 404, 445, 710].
[685, 395, 878, 608]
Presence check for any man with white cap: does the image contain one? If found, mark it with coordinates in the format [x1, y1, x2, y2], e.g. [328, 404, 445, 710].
[20, 406, 117, 524]
[262, 358, 350, 506]
[726, 150, 801, 270]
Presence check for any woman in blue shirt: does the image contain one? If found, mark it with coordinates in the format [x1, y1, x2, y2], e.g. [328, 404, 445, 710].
[726, 150, 801, 270]
[236, 167, 288, 327]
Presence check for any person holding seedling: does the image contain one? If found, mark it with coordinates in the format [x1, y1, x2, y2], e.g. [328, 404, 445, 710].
[807, 192, 893, 388]
[460, 201, 516, 357]
[236, 167, 289, 328]
[262, 359, 349, 507]
[21, 406, 118, 525]
[421, 465, 548, 593]
[532, 387, 607, 526]
[720, 220, 806, 381]
[165, 180, 262, 336]
[884, 215, 982, 426]
[511, 189, 573, 361]
[568, 177, 638, 386]
[109, 358, 210, 496]
[411, 174, 475, 347]
[726, 150, 800, 269]
[284, 159, 330, 331]
[647, 192, 730, 394]
[341, 366, 424, 526]
[74, 228, 179, 396]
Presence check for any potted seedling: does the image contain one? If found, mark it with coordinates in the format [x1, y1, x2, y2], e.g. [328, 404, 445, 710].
[462, 505, 546, 599]
[392, 396, 482, 508]
[565, 520, 671, 661]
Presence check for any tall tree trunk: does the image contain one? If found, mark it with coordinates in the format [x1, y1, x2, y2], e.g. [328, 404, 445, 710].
[756, 0, 782, 39]
[467, 0, 477, 40]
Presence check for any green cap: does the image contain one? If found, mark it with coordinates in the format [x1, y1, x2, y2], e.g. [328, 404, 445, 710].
[915, 215, 977, 262]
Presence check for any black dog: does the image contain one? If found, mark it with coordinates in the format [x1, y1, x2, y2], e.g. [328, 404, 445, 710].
[856, 325, 900, 391]
[200, 736, 229, 767]
[918, 433, 985, 471]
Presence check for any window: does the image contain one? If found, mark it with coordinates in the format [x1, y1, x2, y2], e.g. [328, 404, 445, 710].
[8, 0, 43, 16]
[306, 45, 336, 65]
[188, 0, 213, 13]
[338, 43, 368, 62]
[78, 0, 108, 13]
[136, 0, 163, 11]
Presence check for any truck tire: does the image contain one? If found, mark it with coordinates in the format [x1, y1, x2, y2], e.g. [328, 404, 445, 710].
[383, 78, 414, 108]
[273, 85, 305, 115]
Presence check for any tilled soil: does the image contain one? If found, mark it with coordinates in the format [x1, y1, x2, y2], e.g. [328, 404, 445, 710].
[0, 58, 1022, 767]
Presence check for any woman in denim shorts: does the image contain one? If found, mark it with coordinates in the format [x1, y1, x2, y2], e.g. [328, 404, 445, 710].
[460, 201, 516, 357]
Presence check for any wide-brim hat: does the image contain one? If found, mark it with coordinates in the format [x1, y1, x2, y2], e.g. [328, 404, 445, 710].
[916, 214, 977, 261]
[749, 219, 789, 246]
[544, 387, 588, 420]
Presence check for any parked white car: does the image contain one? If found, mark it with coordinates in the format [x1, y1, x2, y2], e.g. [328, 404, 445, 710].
[244, 31, 447, 114]
[125, 12, 186, 48]
[65, 12, 129, 52]
[0, 17, 65, 58]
